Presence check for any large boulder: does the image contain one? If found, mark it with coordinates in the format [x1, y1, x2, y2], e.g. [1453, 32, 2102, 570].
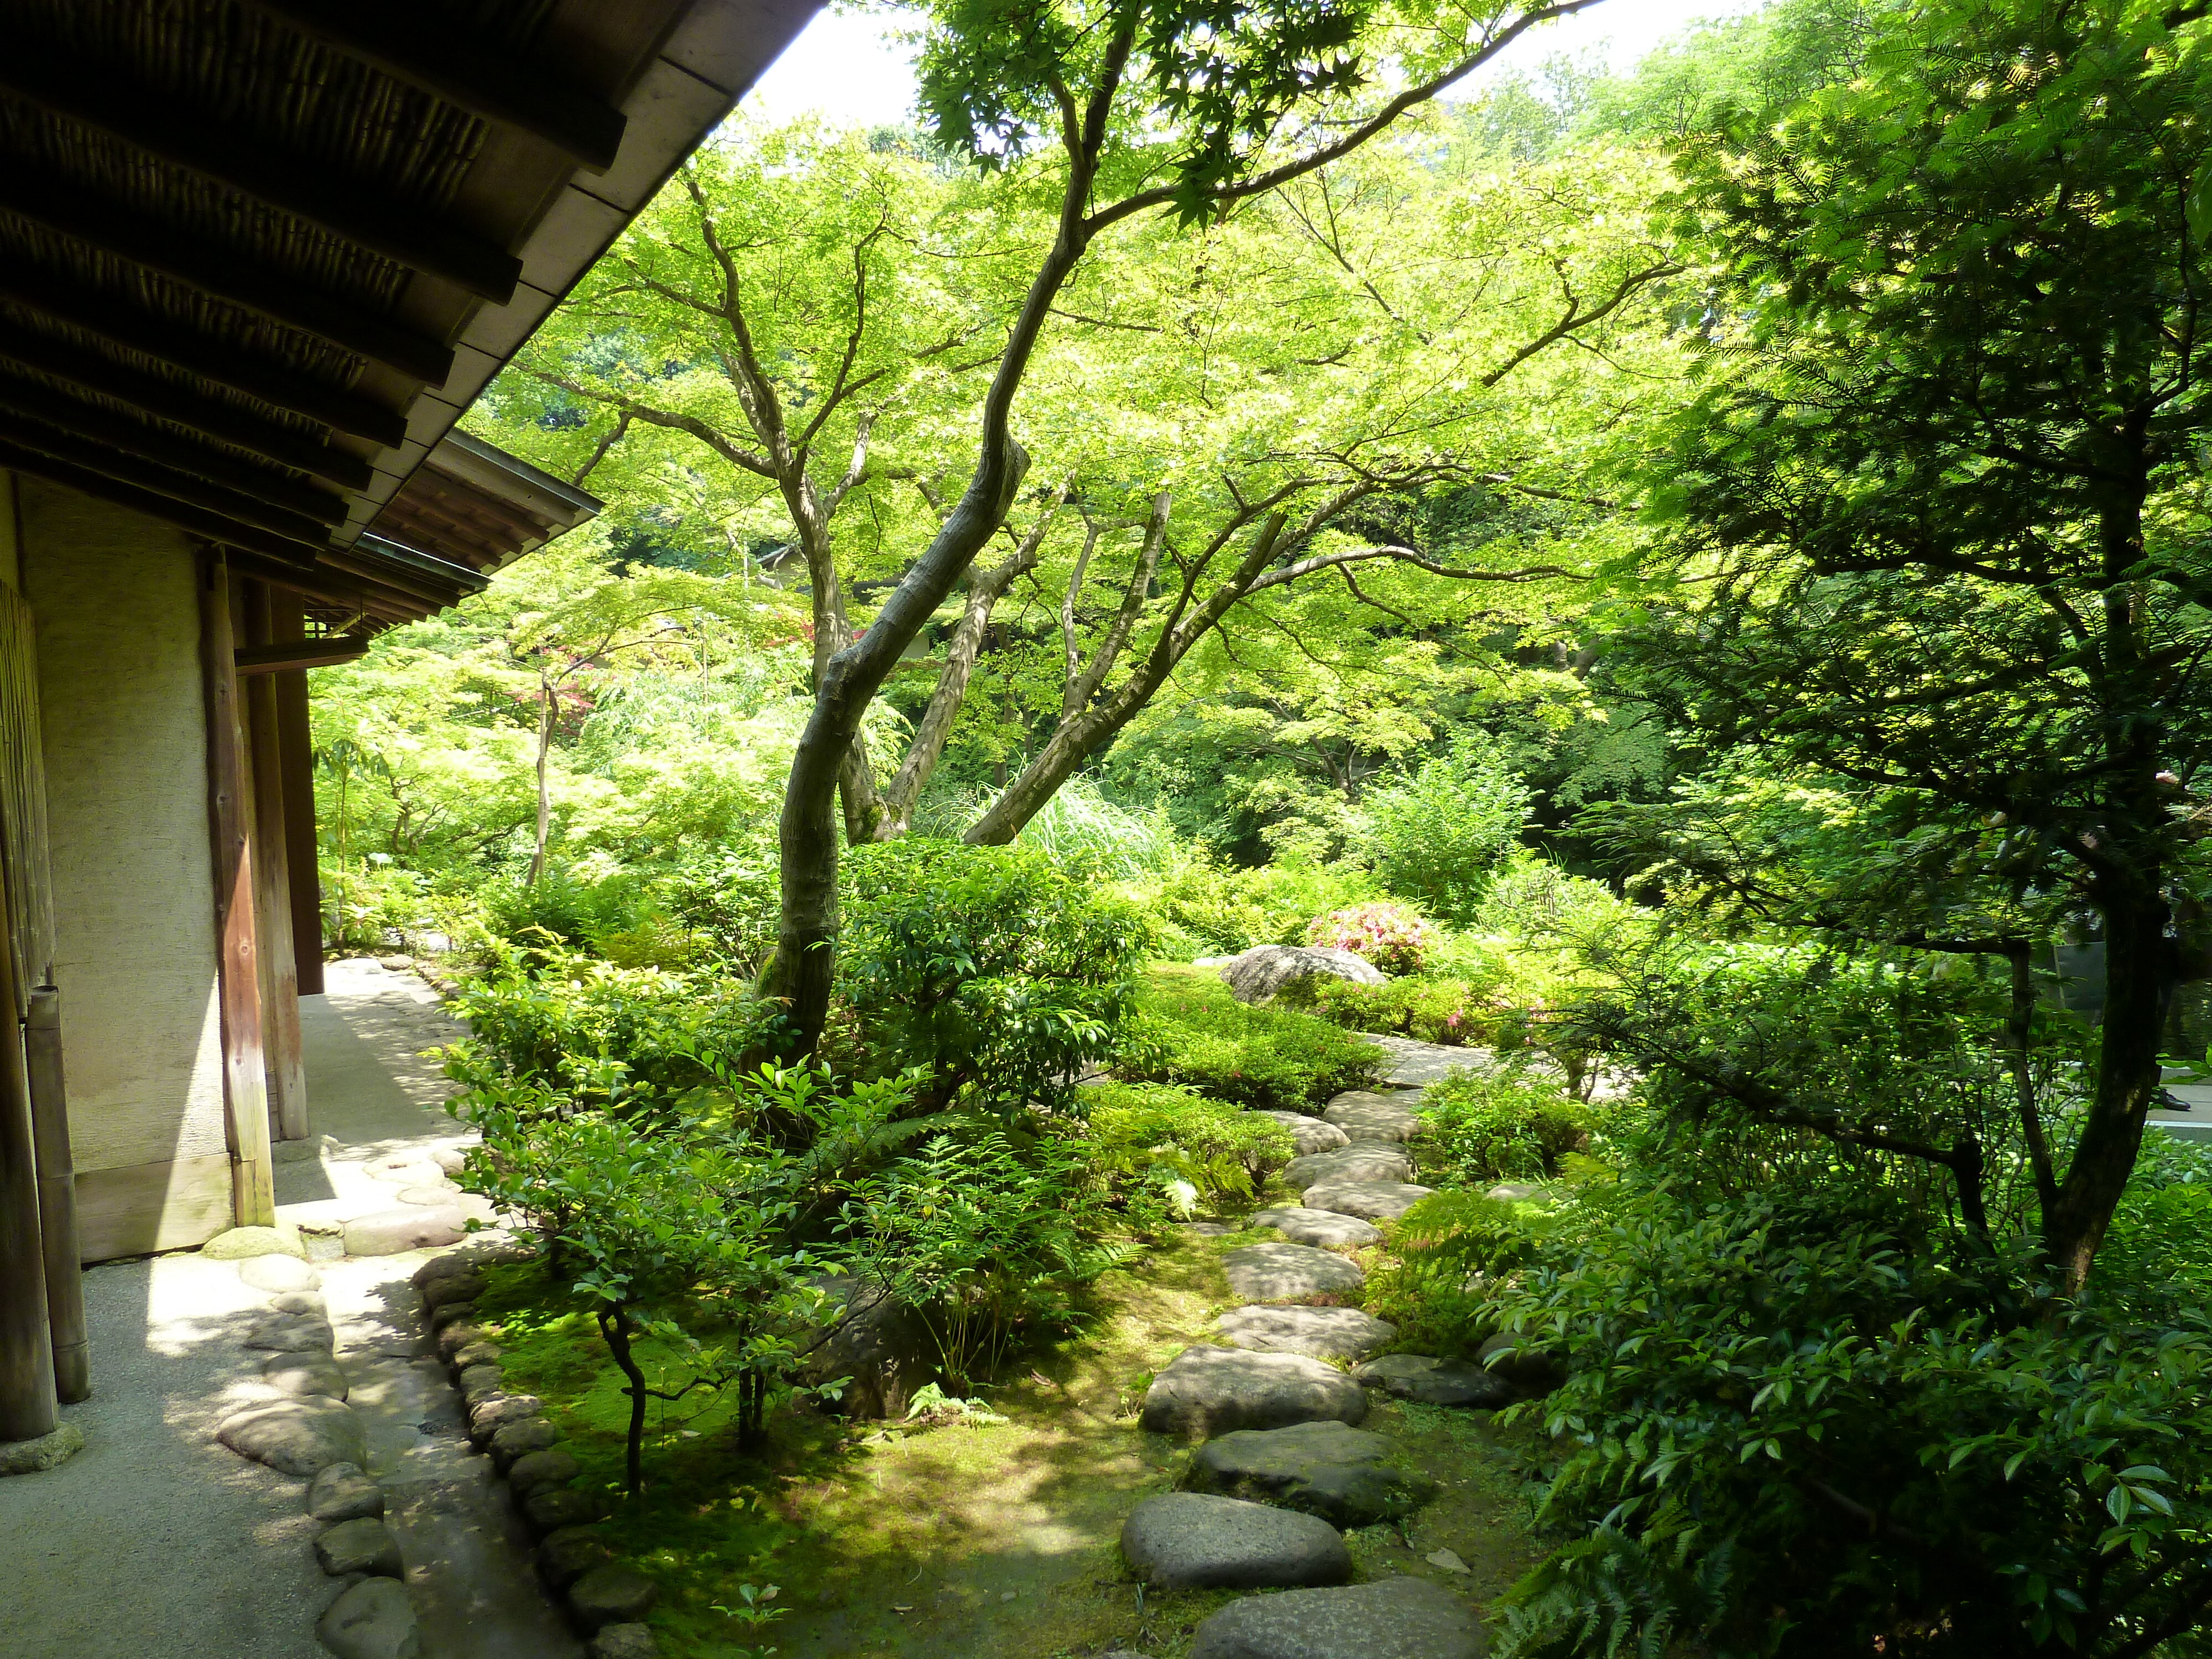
[216, 1396, 365, 1477]
[1249, 1207, 1383, 1249]
[1281, 1146, 1413, 1189]
[1141, 1346, 1368, 1442]
[1221, 1243, 1365, 1303]
[800, 1275, 932, 1418]
[1253, 1112, 1349, 1155]
[1354, 1354, 1515, 1409]
[1190, 1575, 1484, 1659]
[1320, 1092, 1426, 1144]
[1183, 1421, 1437, 1528]
[1216, 1305, 1396, 1364]
[1222, 946, 1384, 1005]
[1301, 1181, 1434, 1222]
[316, 1578, 421, 1659]
[1121, 1493, 1351, 1590]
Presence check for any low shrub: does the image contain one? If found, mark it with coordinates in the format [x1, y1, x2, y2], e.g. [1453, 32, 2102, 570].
[1363, 742, 1529, 925]
[1363, 1188, 1551, 1358]
[1306, 901, 1438, 975]
[1286, 972, 1501, 1046]
[1115, 969, 1381, 1109]
[1421, 1064, 1594, 1185]
[1156, 855, 1378, 957]
[1081, 1080, 1297, 1225]
[838, 838, 1152, 1118]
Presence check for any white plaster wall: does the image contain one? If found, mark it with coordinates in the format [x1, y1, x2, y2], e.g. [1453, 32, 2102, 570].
[20, 482, 226, 1194]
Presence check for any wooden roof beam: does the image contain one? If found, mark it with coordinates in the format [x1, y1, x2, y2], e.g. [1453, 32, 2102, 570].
[0, 31, 523, 304]
[235, 638, 368, 675]
[0, 378, 345, 525]
[0, 272, 406, 447]
[0, 170, 455, 387]
[0, 320, 373, 491]
[0, 413, 338, 549]
[231, 0, 628, 175]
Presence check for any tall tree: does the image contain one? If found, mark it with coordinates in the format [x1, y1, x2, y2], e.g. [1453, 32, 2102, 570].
[758, 0, 1615, 1052]
[1629, 0, 2212, 1288]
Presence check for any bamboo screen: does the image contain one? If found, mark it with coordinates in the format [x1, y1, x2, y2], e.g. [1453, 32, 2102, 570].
[0, 587, 56, 1008]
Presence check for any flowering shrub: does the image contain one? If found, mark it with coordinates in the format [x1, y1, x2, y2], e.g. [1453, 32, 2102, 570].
[1306, 902, 1437, 975]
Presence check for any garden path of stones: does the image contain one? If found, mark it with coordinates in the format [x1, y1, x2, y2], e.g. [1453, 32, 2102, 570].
[1120, 1034, 1551, 1659]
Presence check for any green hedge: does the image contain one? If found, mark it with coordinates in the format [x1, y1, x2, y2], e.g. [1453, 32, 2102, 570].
[1114, 968, 1380, 1110]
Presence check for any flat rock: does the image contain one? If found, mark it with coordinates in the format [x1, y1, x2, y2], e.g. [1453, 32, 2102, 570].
[317, 1516, 403, 1578]
[0, 1421, 81, 1475]
[1141, 1346, 1368, 1442]
[316, 1577, 421, 1659]
[1362, 1034, 1482, 1086]
[1302, 1181, 1434, 1222]
[1253, 1112, 1349, 1155]
[1123, 1492, 1350, 1589]
[1191, 1575, 1484, 1659]
[1249, 1207, 1383, 1249]
[243, 1311, 335, 1354]
[239, 1254, 321, 1293]
[1217, 1305, 1396, 1363]
[1354, 1354, 1515, 1408]
[1222, 945, 1386, 1004]
[269, 1290, 327, 1317]
[1282, 1145, 1413, 1188]
[589, 1627, 660, 1659]
[539, 1527, 615, 1592]
[344, 1207, 466, 1256]
[507, 1448, 580, 1499]
[1320, 1093, 1425, 1143]
[1222, 1243, 1366, 1302]
[217, 1396, 364, 1477]
[202, 1223, 306, 1260]
[569, 1564, 659, 1631]
[1486, 1183, 1541, 1202]
[262, 1352, 349, 1400]
[307, 1462, 384, 1523]
[364, 1157, 445, 1187]
[1478, 1332, 1566, 1399]
[490, 1416, 562, 1472]
[1184, 1421, 1437, 1528]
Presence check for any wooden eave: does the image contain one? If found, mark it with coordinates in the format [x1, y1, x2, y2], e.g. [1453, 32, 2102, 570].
[0, 0, 819, 628]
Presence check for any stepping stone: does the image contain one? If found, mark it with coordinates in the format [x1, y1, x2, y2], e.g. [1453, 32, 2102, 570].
[216, 1396, 366, 1478]
[1282, 1146, 1413, 1188]
[1122, 1492, 1352, 1589]
[1321, 1093, 1425, 1144]
[269, 1291, 327, 1317]
[238, 1253, 321, 1293]
[1361, 1034, 1483, 1087]
[243, 1312, 335, 1353]
[307, 1462, 384, 1523]
[1249, 1208, 1383, 1249]
[1253, 1112, 1349, 1155]
[1217, 1305, 1396, 1363]
[202, 1223, 306, 1260]
[1222, 1242, 1365, 1302]
[1486, 1183, 1541, 1202]
[344, 1206, 466, 1256]
[316, 1516, 403, 1578]
[1301, 1181, 1434, 1222]
[1184, 1421, 1437, 1528]
[590, 1628, 661, 1659]
[364, 1155, 445, 1186]
[317, 1577, 419, 1659]
[262, 1351, 349, 1400]
[1141, 1346, 1368, 1442]
[1191, 1575, 1483, 1659]
[1353, 1353, 1515, 1408]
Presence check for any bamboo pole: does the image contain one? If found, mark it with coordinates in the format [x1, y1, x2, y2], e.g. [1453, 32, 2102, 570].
[242, 582, 306, 1142]
[200, 550, 274, 1227]
[0, 855, 55, 1443]
[270, 591, 324, 998]
[26, 987, 85, 1402]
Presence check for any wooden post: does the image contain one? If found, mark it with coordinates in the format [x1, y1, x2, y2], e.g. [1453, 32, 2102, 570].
[0, 861, 55, 1443]
[200, 550, 274, 1228]
[26, 987, 85, 1402]
[242, 582, 306, 1142]
[270, 591, 323, 998]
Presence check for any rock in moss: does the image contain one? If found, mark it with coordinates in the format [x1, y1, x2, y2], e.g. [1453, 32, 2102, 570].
[538, 1527, 614, 1592]
[589, 1624, 660, 1658]
[506, 1448, 580, 1500]
[489, 1416, 562, 1473]
[522, 1484, 603, 1536]
[1190, 1575, 1483, 1659]
[568, 1564, 659, 1631]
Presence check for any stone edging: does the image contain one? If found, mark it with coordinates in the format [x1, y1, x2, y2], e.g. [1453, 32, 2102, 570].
[410, 1248, 664, 1659]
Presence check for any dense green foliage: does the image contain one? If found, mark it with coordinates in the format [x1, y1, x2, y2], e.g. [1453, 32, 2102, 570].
[1115, 969, 1382, 1110]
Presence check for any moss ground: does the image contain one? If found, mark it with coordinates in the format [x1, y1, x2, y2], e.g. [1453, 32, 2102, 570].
[477, 1220, 1540, 1659]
